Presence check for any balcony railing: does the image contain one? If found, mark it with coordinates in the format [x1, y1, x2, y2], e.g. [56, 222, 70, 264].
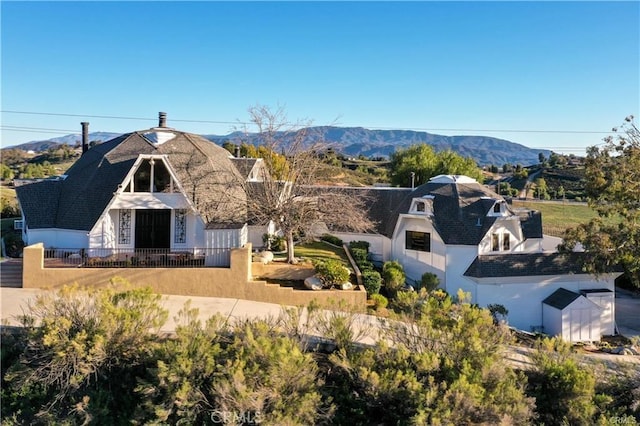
[43, 247, 231, 268]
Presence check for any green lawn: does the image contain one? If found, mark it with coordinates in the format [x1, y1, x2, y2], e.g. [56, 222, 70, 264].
[512, 201, 608, 237]
[272, 240, 349, 265]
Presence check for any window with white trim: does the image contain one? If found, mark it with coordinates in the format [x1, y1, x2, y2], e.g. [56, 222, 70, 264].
[118, 210, 132, 244]
[174, 209, 187, 244]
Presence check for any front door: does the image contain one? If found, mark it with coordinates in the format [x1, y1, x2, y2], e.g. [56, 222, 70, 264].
[135, 209, 170, 249]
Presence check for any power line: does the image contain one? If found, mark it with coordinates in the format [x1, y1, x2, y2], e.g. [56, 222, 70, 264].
[1, 109, 617, 135]
[1, 110, 247, 126]
[2, 125, 79, 133]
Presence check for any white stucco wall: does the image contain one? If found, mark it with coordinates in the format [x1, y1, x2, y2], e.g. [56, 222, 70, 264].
[334, 232, 391, 264]
[473, 275, 615, 333]
[391, 215, 447, 284]
[26, 229, 89, 248]
[443, 246, 478, 297]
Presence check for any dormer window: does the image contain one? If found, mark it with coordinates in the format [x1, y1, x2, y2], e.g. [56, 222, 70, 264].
[410, 195, 434, 215]
[493, 202, 502, 213]
[126, 156, 178, 193]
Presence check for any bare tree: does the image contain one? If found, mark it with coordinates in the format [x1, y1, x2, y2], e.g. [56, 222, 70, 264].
[237, 105, 375, 263]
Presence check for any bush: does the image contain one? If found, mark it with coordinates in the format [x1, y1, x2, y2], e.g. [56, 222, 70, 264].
[349, 240, 370, 252]
[350, 247, 368, 265]
[321, 234, 343, 247]
[383, 260, 403, 274]
[370, 293, 388, 310]
[419, 272, 440, 292]
[314, 259, 350, 287]
[362, 270, 382, 295]
[382, 261, 405, 295]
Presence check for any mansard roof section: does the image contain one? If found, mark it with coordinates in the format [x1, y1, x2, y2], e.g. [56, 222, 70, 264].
[384, 176, 502, 244]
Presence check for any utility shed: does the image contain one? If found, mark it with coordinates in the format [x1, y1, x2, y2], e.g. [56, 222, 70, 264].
[543, 288, 602, 343]
[580, 289, 615, 336]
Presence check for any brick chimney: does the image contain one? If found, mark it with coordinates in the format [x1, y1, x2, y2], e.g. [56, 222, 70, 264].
[81, 122, 89, 154]
[158, 112, 167, 128]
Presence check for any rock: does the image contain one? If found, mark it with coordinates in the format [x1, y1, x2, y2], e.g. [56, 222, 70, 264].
[304, 276, 324, 291]
[259, 251, 274, 263]
[338, 282, 353, 290]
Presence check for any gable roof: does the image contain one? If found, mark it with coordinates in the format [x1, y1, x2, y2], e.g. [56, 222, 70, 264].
[542, 288, 582, 309]
[16, 127, 246, 231]
[230, 158, 260, 180]
[464, 252, 595, 278]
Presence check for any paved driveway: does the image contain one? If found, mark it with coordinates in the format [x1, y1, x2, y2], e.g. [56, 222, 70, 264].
[615, 287, 640, 339]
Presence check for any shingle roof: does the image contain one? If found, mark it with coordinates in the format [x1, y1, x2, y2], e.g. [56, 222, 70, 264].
[542, 288, 581, 309]
[382, 180, 502, 244]
[464, 252, 592, 278]
[230, 158, 259, 179]
[17, 128, 246, 231]
[15, 180, 62, 229]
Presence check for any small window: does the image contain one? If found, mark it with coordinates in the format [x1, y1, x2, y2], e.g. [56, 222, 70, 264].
[174, 209, 187, 244]
[406, 231, 431, 252]
[118, 210, 132, 244]
[416, 202, 425, 212]
[13, 220, 24, 230]
[492, 233, 500, 251]
[503, 233, 510, 251]
[493, 203, 501, 213]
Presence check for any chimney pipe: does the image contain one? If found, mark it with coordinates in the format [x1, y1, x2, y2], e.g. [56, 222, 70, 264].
[234, 145, 241, 158]
[81, 122, 89, 154]
[158, 112, 167, 128]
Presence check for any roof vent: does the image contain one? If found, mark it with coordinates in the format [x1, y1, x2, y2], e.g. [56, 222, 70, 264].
[158, 112, 167, 128]
[476, 217, 482, 227]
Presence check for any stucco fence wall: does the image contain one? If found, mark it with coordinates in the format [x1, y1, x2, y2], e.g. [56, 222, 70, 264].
[22, 243, 366, 311]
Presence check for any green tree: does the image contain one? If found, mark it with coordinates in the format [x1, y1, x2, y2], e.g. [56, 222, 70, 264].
[534, 177, 550, 199]
[419, 272, 440, 292]
[382, 260, 406, 296]
[0, 164, 15, 180]
[561, 116, 640, 287]
[389, 144, 483, 187]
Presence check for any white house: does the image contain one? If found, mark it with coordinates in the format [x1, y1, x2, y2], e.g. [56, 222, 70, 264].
[15, 113, 267, 266]
[331, 175, 619, 341]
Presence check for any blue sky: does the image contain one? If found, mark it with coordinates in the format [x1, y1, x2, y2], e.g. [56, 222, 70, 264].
[1, 1, 638, 155]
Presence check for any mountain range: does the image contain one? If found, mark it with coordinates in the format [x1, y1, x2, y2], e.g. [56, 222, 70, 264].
[5, 127, 551, 166]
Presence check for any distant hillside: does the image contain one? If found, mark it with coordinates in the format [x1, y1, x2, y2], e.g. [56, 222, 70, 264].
[5, 132, 122, 152]
[5, 127, 550, 166]
[205, 126, 551, 166]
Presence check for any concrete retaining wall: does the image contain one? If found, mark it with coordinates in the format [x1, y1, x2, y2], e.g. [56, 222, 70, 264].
[22, 243, 366, 311]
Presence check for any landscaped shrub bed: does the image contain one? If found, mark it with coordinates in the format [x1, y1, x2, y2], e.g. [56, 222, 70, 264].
[320, 234, 343, 247]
